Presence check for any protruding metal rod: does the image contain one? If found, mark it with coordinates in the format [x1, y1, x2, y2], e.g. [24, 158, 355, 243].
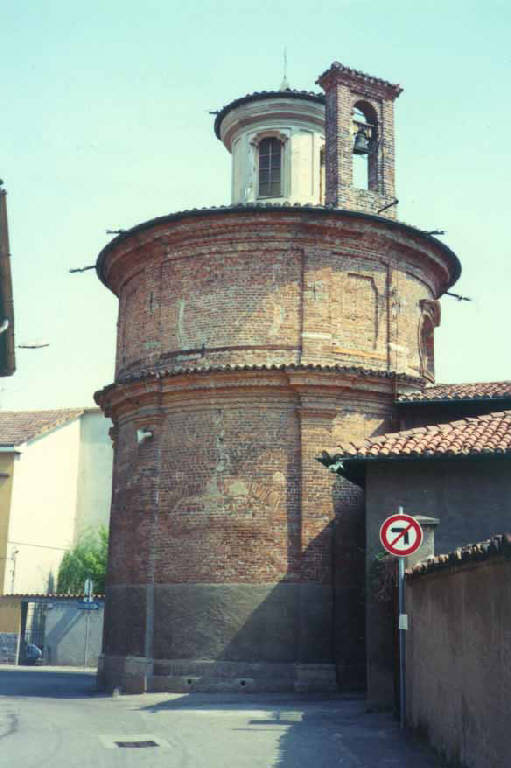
[445, 291, 472, 302]
[69, 265, 95, 274]
[377, 197, 399, 214]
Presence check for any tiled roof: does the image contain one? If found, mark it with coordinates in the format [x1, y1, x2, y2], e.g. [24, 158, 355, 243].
[106, 362, 421, 388]
[332, 410, 511, 460]
[398, 381, 511, 403]
[407, 534, 511, 578]
[0, 409, 84, 446]
[214, 90, 325, 138]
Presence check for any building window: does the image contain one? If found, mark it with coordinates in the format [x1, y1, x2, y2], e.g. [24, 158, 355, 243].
[258, 138, 282, 197]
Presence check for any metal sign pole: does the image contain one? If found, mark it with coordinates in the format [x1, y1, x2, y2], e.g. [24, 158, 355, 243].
[398, 556, 406, 729]
[380, 507, 422, 731]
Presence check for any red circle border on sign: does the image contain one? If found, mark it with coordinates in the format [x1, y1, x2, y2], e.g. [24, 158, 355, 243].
[379, 514, 423, 557]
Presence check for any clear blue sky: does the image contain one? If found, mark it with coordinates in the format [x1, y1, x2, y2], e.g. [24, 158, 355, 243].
[1, 0, 510, 409]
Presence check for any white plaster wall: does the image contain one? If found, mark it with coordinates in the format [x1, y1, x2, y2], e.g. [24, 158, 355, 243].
[75, 409, 112, 538]
[5, 419, 81, 594]
[291, 129, 316, 202]
[232, 124, 324, 205]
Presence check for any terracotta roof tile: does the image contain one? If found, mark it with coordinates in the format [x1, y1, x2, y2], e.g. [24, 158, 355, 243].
[398, 381, 511, 403]
[333, 411, 511, 460]
[316, 61, 403, 97]
[0, 409, 84, 446]
[407, 534, 511, 578]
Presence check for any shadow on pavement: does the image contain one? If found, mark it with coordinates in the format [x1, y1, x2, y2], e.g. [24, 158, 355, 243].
[0, 666, 102, 699]
[137, 693, 444, 767]
[137, 691, 358, 714]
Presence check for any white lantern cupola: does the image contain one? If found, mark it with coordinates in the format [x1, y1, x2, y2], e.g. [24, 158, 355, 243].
[214, 89, 326, 205]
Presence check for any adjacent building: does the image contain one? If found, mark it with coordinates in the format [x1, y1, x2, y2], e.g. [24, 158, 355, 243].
[321, 381, 511, 707]
[0, 408, 112, 595]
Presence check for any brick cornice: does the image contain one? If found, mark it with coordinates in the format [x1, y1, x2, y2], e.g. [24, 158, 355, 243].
[95, 364, 418, 419]
[96, 206, 460, 296]
[317, 62, 403, 101]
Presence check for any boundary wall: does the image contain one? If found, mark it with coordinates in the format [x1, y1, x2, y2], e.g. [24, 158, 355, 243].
[406, 535, 511, 768]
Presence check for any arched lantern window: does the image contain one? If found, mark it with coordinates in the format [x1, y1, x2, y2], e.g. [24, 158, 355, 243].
[352, 101, 378, 191]
[258, 137, 282, 198]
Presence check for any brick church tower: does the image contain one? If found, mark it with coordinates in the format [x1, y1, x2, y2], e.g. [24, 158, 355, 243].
[95, 62, 460, 693]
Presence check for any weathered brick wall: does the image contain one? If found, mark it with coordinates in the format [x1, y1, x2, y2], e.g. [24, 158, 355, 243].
[96, 207, 458, 691]
[98, 209, 457, 384]
[157, 400, 299, 584]
[100, 370, 396, 686]
[104, 374, 394, 583]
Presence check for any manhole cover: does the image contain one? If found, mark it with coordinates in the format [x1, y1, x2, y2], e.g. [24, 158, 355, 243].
[100, 734, 170, 750]
[115, 740, 159, 748]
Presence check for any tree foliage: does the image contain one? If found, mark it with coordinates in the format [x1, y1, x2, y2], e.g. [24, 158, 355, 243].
[57, 526, 108, 594]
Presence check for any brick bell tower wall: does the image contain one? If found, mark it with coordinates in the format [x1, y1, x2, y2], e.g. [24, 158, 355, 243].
[95, 206, 459, 693]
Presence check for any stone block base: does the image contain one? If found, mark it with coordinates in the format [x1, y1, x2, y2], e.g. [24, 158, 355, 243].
[98, 655, 338, 694]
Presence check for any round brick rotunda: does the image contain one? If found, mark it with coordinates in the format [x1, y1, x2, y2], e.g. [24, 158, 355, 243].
[95, 63, 460, 694]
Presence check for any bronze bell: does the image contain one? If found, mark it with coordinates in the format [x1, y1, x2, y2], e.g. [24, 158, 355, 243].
[353, 128, 370, 155]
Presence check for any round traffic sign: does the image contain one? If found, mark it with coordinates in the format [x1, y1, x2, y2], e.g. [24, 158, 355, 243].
[379, 514, 423, 557]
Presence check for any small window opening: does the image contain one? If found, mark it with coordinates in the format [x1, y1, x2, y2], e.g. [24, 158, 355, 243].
[258, 138, 282, 198]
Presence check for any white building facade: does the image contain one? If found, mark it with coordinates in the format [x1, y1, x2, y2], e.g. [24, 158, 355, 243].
[0, 408, 112, 595]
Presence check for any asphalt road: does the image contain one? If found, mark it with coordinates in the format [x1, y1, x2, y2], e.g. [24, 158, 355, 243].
[0, 666, 445, 767]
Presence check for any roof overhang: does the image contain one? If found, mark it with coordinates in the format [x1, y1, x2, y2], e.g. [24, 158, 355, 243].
[318, 450, 511, 489]
[397, 396, 511, 408]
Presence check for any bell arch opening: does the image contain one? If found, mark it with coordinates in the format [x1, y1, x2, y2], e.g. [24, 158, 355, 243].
[352, 101, 378, 191]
